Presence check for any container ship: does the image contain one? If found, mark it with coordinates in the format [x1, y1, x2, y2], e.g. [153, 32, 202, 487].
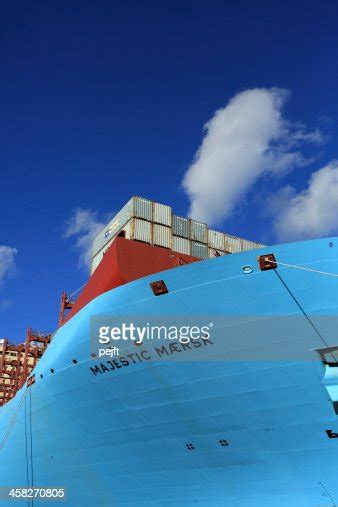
[1, 197, 338, 506]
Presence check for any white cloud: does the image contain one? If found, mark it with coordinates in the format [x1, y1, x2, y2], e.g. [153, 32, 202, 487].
[0, 246, 17, 284]
[182, 87, 322, 225]
[64, 209, 106, 269]
[274, 161, 338, 241]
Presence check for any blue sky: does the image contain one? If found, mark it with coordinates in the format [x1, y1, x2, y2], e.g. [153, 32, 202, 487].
[1, 0, 338, 341]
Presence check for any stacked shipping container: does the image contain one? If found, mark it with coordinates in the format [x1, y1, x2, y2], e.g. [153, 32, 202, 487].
[91, 197, 263, 274]
[0, 330, 51, 406]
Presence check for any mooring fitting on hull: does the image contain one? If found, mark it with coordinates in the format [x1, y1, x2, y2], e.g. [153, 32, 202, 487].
[150, 280, 169, 296]
[258, 253, 277, 271]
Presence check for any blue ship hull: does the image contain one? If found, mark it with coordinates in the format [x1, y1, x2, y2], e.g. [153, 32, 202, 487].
[1, 238, 338, 506]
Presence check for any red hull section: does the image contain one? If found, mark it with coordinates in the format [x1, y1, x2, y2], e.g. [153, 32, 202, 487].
[62, 237, 200, 325]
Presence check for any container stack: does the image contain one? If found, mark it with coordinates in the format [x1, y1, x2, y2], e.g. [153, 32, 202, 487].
[172, 216, 208, 259]
[91, 196, 263, 274]
[0, 330, 51, 406]
[91, 197, 173, 273]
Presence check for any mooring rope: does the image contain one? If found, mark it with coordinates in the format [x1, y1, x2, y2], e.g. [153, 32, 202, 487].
[265, 258, 338, 278]
[0, 386, 28, 452]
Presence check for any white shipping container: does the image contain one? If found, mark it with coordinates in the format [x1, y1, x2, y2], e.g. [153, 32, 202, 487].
[134, 197, 153, 221]
[92, 226, 113, 258]
[92, 198, 133, 256]
[241, 239, 263, 251]
[153, 202, 172, 226]
[92, 197, 153, 257]
[191, 241, 208, 259]
[190, 219, 207, 243]
[153, 224, 171, 248]
[119, 219, 132, 240]
[224, 235, 241, 253]
[172, 236, 190, 255]
[133, 218, 152, 243]
[172, 215, 189, 238]
[208, 229, 226, 250]
[109, 217, 152, 244]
